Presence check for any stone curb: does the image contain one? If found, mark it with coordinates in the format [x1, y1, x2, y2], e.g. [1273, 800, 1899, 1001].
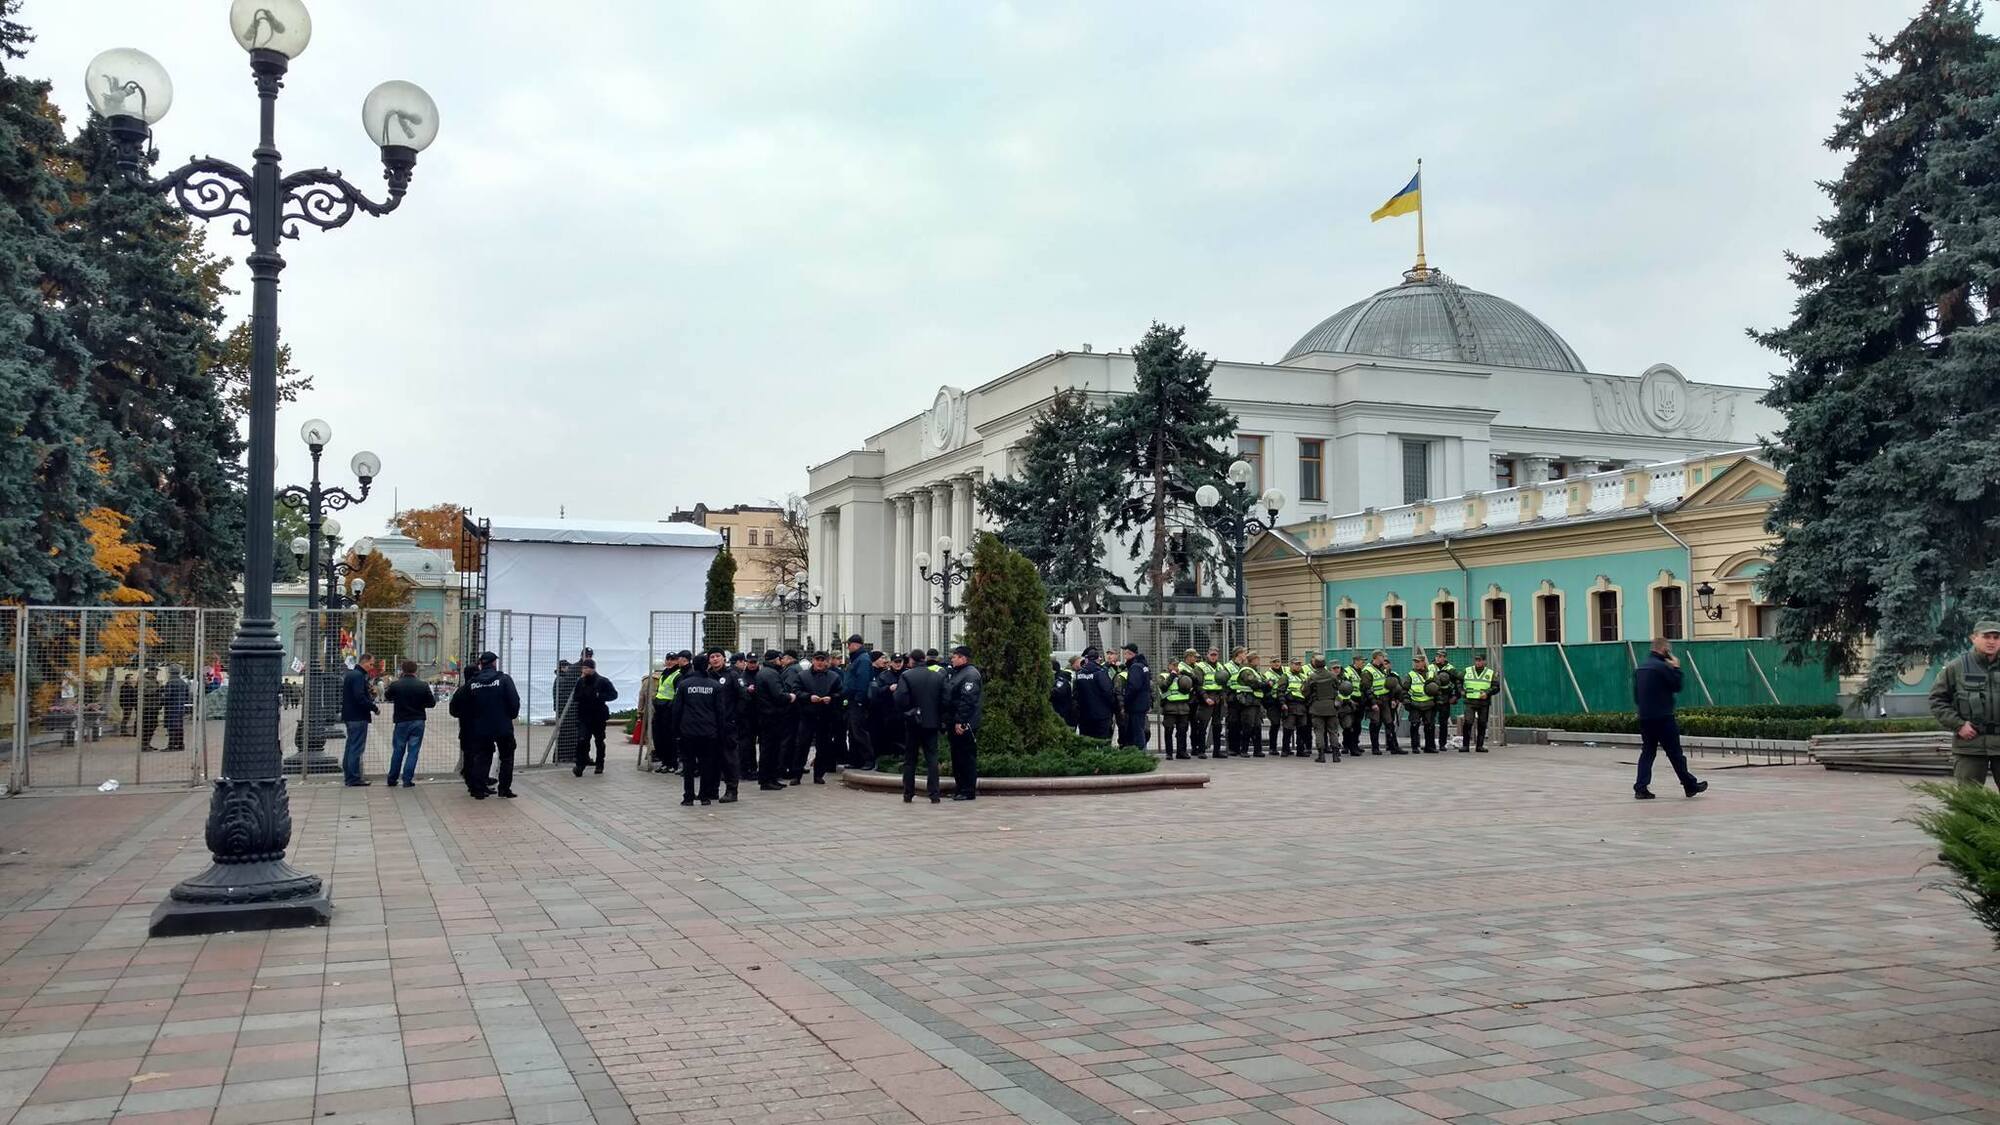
[837, 768, 1209, 795]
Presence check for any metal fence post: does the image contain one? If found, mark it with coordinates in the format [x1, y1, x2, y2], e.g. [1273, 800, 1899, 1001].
[8, 608, 26, 794]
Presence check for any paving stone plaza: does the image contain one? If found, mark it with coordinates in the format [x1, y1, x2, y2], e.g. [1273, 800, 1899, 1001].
[0, 747, 1994, 1125]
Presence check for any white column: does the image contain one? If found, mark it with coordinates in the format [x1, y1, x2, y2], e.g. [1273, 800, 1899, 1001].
[807, 508, 828, 599]
[912, 491, 932, 645]
[825, 509, 840, 615]
[953, 476, 974, 555]
[892, 496, 913, 647]
[968, 468, 990, 532]
[932, 482, 956, 649]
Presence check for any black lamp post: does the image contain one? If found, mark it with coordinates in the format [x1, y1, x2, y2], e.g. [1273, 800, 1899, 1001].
[287, 513, 379, 772]
[773, 579, 823, 652]
[917, 535, 974, 644]
[1695, 581, 1725, 621]
[88, 1, 441, 938]
[1196, 460, 1286, 639]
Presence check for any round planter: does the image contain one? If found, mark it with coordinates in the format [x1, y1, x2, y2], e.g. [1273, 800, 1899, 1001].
[836, 768, 1208, 795]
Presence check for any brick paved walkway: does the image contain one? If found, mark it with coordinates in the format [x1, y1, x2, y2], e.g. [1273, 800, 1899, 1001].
[0, 746, 1993, 1124]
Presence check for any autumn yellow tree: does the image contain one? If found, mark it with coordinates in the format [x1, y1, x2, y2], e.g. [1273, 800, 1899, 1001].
[391, 503, 480, 570]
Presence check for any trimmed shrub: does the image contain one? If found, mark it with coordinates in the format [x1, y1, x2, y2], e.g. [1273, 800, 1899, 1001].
[1910, 782, 2000, 949]
[877, 736, 1155, 778]
[1509, 711, 1936, 740]
[963, 532, 1070, 758]
[702, 551, 738, 650]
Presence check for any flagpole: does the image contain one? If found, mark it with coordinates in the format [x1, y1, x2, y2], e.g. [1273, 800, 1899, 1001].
[1414, 157, 1427, 277]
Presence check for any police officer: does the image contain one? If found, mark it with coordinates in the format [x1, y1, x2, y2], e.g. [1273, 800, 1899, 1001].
[1120, 644, 1152, 751]
[1051, 657, 1076, 729]
[781, 650, 811, 783]
[1459, 652, 1498, 753]
[1219, 647, 1247, 757]
[1230, 651, 1268, 757]
[843, 634, 874, 769]
[1075, 647, 1116, 740]
[674, 649, 740, 806]
[753, 650, 796, 791]
[1929, 620, 2000, 789]
[1159, 651, 1198, 760]
[1363, 650, 1405, 755]
[1430, 649, 1461, 749]
[946, 645, 983, 800]
[1281, 659, 1309, 756]
[1338, 655, 1366, 758]
[1406, 651, 1437, 753]
[651, 652, 689, 773]
[449, 650, 520, 800]
[1191, 647, 1222, 758]
[1303, 655, 1343, 763]
[869, 652, 905, 769]
[729, 653, 759, 776]
[801, 651, 845, 783]
[896, 648, 947, 803]
[1260, 657, 1286, 755]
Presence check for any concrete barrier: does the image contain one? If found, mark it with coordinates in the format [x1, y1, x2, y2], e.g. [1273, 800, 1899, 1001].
[837, 768, 1208, 795]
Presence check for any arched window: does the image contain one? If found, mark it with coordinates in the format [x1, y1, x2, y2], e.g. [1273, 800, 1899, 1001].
[415, 622, 439, 665]
[291, 619, 308, 662]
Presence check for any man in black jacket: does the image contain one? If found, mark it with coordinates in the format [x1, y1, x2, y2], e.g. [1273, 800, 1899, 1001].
[896, 648, 946, 803]
[753, 650, 797, 791]
[383, 660, 436, 787]
[569, 658, 619, 776]
[1119, 645, 1152, 752]
[450, 651, 520, 799]
[339, 655, 379, 786]
[867, 653, 904, 771]
[674, 650, 740, 806]
[1633, 638, 1706, 800]
[800, 652, 845, 783]
[729, 653, 759, 779]
[1074, 648, 1116, 740]
[946, 646, 984, 801]
[1051, 658, 1076, 729]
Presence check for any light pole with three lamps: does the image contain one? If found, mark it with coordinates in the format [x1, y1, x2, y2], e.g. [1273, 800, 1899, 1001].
[917, 536, 975, 645]
[1196, 460, 1286, 642]
[84, 0, 441, 937]
[773, 579, 823, 653]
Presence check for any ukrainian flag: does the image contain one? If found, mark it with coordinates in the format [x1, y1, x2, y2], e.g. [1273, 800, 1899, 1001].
[1370, 172, 1421, 222]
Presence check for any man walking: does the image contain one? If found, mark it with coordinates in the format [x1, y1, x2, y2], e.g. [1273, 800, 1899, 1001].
[754, 650, 797, 791]
[675, 650, 741, 805]
[1120, 644, 1152, 752]
[947, 645, 983, 800]
[340, 654, 378, 786]
[897, 648, 947, 803]
[1459, 653, 1498, 753]
[450, 651, 521, 800]
[1634, 637, 1706, 800]
[570, 658, 619, 775]
[1928, 620, 2000, 789]
[383, 660, 436, 787]
[1075, 647, 1116, 741]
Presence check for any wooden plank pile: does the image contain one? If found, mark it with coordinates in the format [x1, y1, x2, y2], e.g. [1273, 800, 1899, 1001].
[1809, 731, 1954, 775]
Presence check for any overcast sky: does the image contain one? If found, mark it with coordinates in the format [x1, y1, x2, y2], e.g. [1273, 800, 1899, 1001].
[30, 1, 1914, 538]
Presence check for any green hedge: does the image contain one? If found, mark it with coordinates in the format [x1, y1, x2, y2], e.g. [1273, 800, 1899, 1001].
[875, 735, 1157, 778]
[1911, 782, 2000, 949]
[1511, 711, 1936, 740]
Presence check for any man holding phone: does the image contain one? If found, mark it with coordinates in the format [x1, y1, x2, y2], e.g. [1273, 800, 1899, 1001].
[1632, 637, 1707, 800]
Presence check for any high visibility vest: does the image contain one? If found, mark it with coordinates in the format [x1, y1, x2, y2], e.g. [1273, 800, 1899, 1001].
[654, 667, 682, 702]
[1221, 661, 1240, 685]
[1287, 671, 1307, 699]
[1195, 661, 1221, 692]
[1337, 669, 1362, 701]
[1163, 670, 1192, 703]
[1407, 668, 1432, 704]
[1231, 666, 1261, 696]
[1367, 666, 1394, 698]
[1462, 666, 1495, 701]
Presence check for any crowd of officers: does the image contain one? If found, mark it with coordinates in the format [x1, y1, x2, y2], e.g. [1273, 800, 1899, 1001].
[1053, 644, 1500, 760]
[647, 637, 985, 806]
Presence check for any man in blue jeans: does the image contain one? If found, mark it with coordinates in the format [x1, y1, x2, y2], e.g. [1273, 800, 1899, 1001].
[1632, 637, 1708, 800]
[340, 654, 379, 787]
[383, 660, 436, 787]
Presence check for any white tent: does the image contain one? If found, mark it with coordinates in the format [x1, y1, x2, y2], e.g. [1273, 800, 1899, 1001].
[484, 516, 720, 716]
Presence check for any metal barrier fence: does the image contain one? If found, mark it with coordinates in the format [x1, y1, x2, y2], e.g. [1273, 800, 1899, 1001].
[1, 605, 585, 791]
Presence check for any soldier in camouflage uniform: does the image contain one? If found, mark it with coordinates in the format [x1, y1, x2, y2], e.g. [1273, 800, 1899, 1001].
[1929, 620, 2000, 790]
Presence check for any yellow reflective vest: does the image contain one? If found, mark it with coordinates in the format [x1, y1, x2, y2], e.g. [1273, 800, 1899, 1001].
[1462, 665, 1495, 703]
[654, 667, 682, 702]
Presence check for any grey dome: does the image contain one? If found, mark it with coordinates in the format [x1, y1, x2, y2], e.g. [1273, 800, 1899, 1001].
[1282, 270, 1586, 371]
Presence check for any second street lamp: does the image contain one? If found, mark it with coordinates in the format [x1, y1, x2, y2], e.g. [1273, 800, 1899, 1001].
[774, 579, 822, 651]
[86, 0, 440, 937]
[917, 535, 975, 645]
[1197, 460, 1286, 634]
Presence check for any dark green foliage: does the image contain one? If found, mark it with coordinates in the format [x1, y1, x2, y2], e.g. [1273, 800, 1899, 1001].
[875, 738, 1156, 778]
[1102, 323, 1237, 610]
[1755, 0, 2000, 697]
[975, 389, 1121, 613]
[66, 117, 242, 604]
[1910, 781, 2000, 947]
[962, 532, 1069, 756]
[702, 550, 738, 649]
[1510, 711, 1937, 740]
[0, 6, 110, 603]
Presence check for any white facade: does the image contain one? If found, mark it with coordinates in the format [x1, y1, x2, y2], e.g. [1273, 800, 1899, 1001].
[804, 271, 1780, 643]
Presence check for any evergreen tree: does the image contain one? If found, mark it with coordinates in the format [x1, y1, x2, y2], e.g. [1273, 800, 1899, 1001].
[65, 117, 243, 604]
[0, 5, 109, 603]
[1102, 323, 1237, 613]
[962, 532, 1068, 757]
[1755, 0, 2000, 697]
[975, 389, 1121, 613]
[702, 549, 738, 649]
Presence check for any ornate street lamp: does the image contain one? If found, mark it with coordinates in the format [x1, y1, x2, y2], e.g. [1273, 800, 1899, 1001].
[1196, 460, 1286, 632]
[87, 1, 440, 937]
[917, 535, 975, 644]
[1695, 581, 1725, 621]
[773, 579, 823, 652]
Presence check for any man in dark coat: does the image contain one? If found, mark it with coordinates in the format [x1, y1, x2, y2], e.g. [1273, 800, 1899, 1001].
[1074, 647, 1116, 740]
[339, 654, 379, 786]
[162, 666, 193, 755]
[1633, 637, 1706, 800]
[800, 652, 845, 783]
[674, 650, 741, 805]
[1119, 644, 1152, 751]
[569, 658, 619, 776]
[753, 651, 797, 791]
[1050, 658, 1076, 729]
[895, 648, 947, 803]
[946, 646, 984, 801]
[842, 635, 874, 771]
[383, 660, 436, 786]
[728, 653, 759, 779]
[117, 674, 139, 737]
[450, 651, 521, 799]
[867, 652, 905, 771]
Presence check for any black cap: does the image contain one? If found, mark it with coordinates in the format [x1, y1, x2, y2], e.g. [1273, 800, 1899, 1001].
[1083, 646, 1100, 659]
[704, 647, 725, 658]
[846, 634, 864, 645]
[477, 651, 498, 665]
[811, 650, 829, 660]
[1122, 643, 1139, 654]
[951, 645, 972, 659]
[783, 648, 800, 660]
[763, 649, 781, 661]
